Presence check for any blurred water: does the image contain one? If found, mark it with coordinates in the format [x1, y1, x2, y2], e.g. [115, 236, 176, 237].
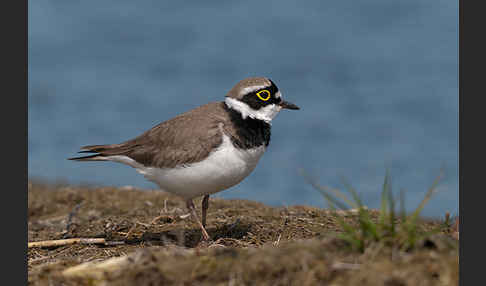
[28, 0, 458, 218]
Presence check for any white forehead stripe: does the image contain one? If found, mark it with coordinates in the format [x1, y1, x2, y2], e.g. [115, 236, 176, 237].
[225, 97, 282, 123]
[275, 91, 282, 98]
[240, 84, 271, 96]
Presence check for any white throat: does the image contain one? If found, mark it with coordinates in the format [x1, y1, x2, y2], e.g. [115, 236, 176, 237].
[225, 97, 281, 123]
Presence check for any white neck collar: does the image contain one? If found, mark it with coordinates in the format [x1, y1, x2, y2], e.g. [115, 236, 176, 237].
[225, 97, 281, 124]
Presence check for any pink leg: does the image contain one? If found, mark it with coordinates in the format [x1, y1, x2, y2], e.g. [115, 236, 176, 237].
[186, 199, 210, 241]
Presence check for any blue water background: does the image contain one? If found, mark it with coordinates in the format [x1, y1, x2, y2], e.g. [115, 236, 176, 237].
[28, 0, 458, 218]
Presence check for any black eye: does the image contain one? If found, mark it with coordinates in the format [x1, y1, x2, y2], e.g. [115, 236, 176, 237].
[256, 90, 271, 101]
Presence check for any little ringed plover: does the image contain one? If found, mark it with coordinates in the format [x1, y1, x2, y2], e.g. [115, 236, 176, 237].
[68, 77, 299, 240]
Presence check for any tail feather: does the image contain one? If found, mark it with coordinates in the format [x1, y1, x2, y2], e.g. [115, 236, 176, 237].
[67, 154, 108, 161]
[69, 143, 127, 161]
[77, 150, 97, 154]
[80, 144, 121, 153]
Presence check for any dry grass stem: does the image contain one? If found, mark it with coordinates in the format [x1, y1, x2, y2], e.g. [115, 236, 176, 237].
[28, 238, 108, 248]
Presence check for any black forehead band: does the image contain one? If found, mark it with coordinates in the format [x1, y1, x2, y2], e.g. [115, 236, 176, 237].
[261, 79, 279, 94]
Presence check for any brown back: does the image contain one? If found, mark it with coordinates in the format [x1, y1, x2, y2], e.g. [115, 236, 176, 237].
[79, 102, 234, 168]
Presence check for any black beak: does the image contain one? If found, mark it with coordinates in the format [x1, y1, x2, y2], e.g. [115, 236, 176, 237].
[279, 100, 300, 110]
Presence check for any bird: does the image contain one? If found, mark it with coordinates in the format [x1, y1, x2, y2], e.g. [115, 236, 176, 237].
[68, 77, 299, 241]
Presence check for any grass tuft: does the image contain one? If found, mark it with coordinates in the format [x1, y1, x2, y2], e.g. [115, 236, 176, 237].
[300, 168, 444, 252]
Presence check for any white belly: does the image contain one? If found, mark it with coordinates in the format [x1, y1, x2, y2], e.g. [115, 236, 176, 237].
[134, 134, 265, 199]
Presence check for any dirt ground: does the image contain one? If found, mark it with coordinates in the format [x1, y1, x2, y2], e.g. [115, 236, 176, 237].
[28, 181, 459, 286]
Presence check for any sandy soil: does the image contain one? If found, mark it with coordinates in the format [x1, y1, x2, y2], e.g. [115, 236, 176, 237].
[28, 181, 458, 286]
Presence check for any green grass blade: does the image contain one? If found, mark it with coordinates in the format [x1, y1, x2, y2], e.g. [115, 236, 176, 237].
[379, 171, 392, 226]
[388, 189, 396, 236]
[319, 189, 349, 211]
[333, 213, 363, 251]
[319, 186, 358, 209]
[339, 176, 363, 208]
[399, 188, 407, 221]
[299, 169, 355, 209]
[409, 172, 442, 222]
[301, 167, 443, 253]
[358, 208, 379, 240]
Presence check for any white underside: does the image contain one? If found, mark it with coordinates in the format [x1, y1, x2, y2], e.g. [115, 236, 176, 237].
[105, 134, 266, 199]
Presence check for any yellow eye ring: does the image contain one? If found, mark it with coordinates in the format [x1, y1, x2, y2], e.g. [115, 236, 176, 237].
[256, 90, 271, 101]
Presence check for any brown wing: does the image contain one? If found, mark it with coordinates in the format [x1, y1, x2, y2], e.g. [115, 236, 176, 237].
[69, 102, 230, 168]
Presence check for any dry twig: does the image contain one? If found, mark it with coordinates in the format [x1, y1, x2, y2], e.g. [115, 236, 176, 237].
[331, 262, 361, 270]
[28, 238, 121, 248]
